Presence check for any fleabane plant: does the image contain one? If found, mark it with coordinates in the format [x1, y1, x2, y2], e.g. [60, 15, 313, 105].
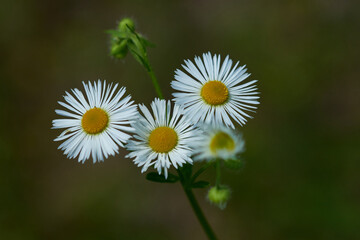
[52, 18, 260, 240]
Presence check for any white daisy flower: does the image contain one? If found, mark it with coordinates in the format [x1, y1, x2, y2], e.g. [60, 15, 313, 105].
[52, 80, 138, 163]
[193, 125, 245, 161]
[171, 52, 260, 128]
[126, 98, 200, 178]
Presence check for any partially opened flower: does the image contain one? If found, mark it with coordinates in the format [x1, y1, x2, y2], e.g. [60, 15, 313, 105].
[52, 80, 138, 163]
[193, 125, 245, 161]
[171, 52, 260, 128]
[126, 98, 200, 178]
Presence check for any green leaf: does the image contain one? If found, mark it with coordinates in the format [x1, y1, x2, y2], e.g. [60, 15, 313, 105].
[130, 34, 147, 53]
[192, 181, 210, 189]
[128, 37, 146, 55]
[127, 41, 151, 71]
[128, 49, 150, 71]
[146, 172, 179, 183]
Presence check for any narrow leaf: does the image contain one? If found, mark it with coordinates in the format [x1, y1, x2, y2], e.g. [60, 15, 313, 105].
[128, 47, 151, 71]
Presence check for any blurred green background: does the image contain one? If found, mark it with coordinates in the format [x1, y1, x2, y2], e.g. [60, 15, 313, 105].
[1, 0, 360, 239]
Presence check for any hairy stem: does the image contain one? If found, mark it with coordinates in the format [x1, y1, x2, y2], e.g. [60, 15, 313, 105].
[147, 66, 164, 99]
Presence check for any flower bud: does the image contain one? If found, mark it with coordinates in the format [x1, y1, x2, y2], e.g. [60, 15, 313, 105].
[118, 18, 135, 32]
[207, 185, 231, 210]
[110, 40, 128, 59]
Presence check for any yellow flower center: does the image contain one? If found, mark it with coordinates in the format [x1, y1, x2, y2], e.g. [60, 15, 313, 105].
[210, 132, 235, 153]
[201, 81, 229, 105]
[149, 126, 178, 153]
[81, 108, 109, 134]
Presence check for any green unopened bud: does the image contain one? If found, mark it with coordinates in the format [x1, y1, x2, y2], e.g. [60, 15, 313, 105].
[118, 18, 135, 32]
[111, 40, 128, 59]
[207, 185, 231, 210]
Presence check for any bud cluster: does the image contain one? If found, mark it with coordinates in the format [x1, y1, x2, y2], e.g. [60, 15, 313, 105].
[108, 18, 154, 71]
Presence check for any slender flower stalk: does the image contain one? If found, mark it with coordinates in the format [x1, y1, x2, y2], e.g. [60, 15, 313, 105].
[191, 161, 215, 183]
[215, 160, 221, 188]
[147, 62, 164, 99]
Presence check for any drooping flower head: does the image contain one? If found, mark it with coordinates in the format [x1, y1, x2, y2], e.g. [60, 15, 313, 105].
[126, 98, 200, 178]
[171, 52, 260, 128]
[193, 125, 245, 162]
[52, 80, 138, 163]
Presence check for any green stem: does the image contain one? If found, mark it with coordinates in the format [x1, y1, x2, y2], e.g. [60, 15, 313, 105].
[178, 170, 217, 240]
[147, 66, 164, 99]
[191, 161, 214, 183]
[215, 160, 221, 187]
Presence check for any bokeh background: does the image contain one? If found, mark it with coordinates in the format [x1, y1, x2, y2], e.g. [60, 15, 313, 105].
[1, 0, 360, 239]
